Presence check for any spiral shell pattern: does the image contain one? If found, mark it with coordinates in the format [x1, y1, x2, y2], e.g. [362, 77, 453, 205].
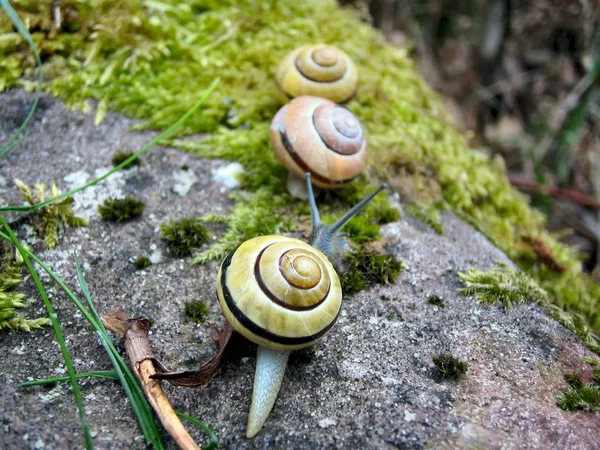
[217, 235, 342, 351]
[270, 96, 367, 189]
[275, 44, 358, 103]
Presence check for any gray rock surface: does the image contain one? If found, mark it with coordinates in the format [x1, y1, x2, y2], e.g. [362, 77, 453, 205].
[0, 90, 598, 449]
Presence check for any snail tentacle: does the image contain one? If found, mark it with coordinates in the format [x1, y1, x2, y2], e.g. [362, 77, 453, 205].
[306, 172, 388, 258]
[247, 347, 291, 438]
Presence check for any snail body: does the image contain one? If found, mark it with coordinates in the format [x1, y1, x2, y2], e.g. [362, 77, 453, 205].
[271, 96, 367, 189]
[217, 174, 386, 437]
[275, 45, 358, 103]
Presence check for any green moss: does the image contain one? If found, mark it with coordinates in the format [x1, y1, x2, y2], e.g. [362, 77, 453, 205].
[340, 249, 404, 295]
[458, 266, 549, 310]
[15, 179, 87, 249]
[132, 255, 151, 270]
[427, 294, 444, 308]
[193, 190, 294, 264]
[2, 0, 599, 353]
[564, 372, 584, 389]
[98, 197, 145, 222]
[432, 353, 468, 382]
[557, 357, 600, 412]
[160, 218, 210, 258]
[0, 241, 50, 332]
[111, 150, 140, 168]
[184, 300, 209, 324]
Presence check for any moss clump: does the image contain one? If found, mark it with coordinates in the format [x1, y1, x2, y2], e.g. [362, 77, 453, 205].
[432, 353, 468, 382]
[183, 300, 209, 324]
[111, 151, 140, 168]
[98, 197, 145, 222]
[15, 179, 87, 249]
[160, 218, 210, 258]
[0, 242, 50, 332]
[3, 0, 599, 352]
[132, 255, 151, 270]
[556, 357, 600, 412]
[458, 266, 549, 310]
[427, 294, 445, 308]
[340, 249, 404, 295]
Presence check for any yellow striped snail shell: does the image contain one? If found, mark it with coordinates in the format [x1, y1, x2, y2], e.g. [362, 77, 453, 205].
[270, 96, 367, 190]
[275, 44, 358, 103]
[218, 235, 342, 352]
[217, 174, 387, 438]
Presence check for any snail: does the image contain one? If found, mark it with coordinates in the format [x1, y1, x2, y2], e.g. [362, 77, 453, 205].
[217, 173, 386, 437]
[275, 44, 358, 103]
[270, 96, 367, 192]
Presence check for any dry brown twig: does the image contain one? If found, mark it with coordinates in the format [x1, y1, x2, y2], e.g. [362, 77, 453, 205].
[101, 310, 202, 450]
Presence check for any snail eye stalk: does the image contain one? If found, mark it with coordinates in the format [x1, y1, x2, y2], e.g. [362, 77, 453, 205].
[306, 172, 387, 257]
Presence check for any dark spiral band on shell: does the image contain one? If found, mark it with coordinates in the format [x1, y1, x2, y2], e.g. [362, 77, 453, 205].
[279, 127, 356, 187]
[294, 61, 342, 83]
[220, 246, 340, 346]
[252, 244, 330, 311]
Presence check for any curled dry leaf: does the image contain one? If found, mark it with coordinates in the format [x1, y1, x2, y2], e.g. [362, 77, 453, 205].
[151, 321, 233, 387]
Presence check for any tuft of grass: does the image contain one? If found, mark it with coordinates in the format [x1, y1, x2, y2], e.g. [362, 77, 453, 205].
[133, 255, 151, 270]
[15, 179, 87, 249]
[184, 300, 209, 324]
[112, 150, 141, 168]
[98, 197, 145, 222]
[340, 248, 404, 295]
[432, 353, 468, 382]
[427, 294, 445, 308]
[458, 266, 548, 310]
[160, 218, 210, 258]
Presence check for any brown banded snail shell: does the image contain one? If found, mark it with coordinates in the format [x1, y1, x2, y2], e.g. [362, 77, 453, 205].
[275, 44, 358, 103]
[270, 96, 367, 190]
[217, 173, 386, 437]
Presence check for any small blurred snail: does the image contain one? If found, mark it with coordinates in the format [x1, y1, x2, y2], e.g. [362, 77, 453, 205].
[270, 96, 367, 195]
[275, 44, 358, 103]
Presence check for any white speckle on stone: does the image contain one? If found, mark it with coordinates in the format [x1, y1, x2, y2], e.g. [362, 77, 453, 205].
[212, 163, 244, 189]
[149, 250, 163, 264]
[338, 361, 368, 380]
[34, 439, 44, 449]
[318, 418, 337, 428]
[173, 169, 198, 196]
[404, 410, 416, 422]
[63, 168, 126, 219]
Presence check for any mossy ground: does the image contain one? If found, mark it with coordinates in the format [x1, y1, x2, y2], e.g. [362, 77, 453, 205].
[432, 353, 468, 382]
[97, 197, 145, 222]
[1, 0, 598, 350]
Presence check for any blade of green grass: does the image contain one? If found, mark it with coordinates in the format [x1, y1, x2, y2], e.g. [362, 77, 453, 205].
[73, 253, 164, 449]
[0, 78, 220, 213]
[22, 371, 119, 387]
[176, 411, 219, 450]
[0, 0, 43, 157]
[0, 230, 165, 448]
[0, 216, 93, 449]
